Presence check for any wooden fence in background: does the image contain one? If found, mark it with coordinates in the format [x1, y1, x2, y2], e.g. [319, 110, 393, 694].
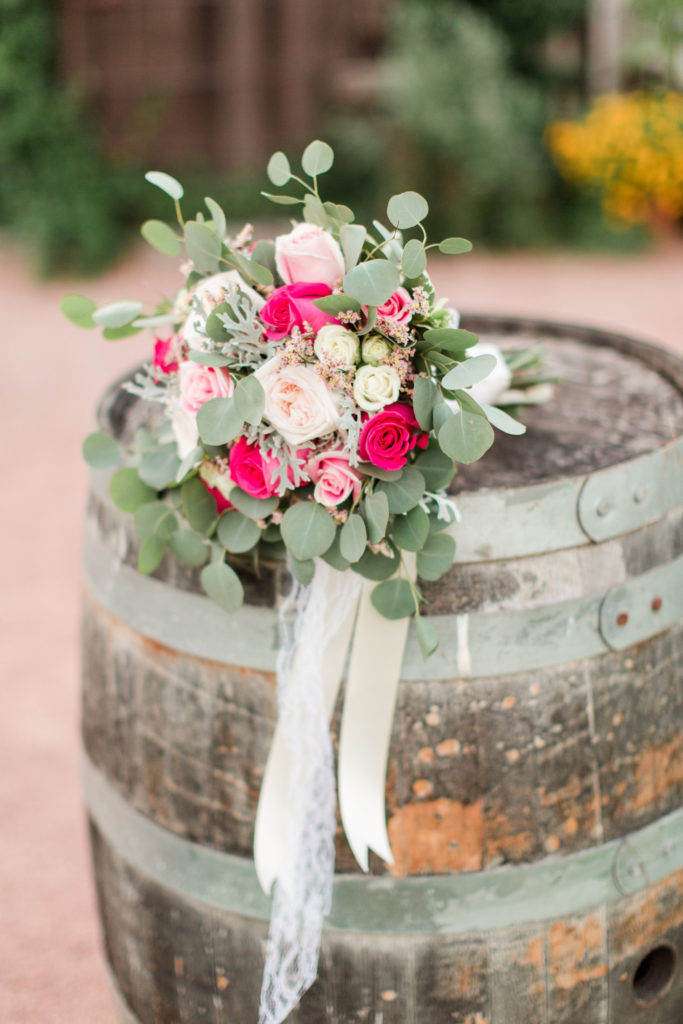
[59, 0, 391, 170]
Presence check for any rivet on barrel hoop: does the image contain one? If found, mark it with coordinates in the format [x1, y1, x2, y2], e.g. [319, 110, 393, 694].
[652, 597, 663, 612]
[617, 612, 629, 627]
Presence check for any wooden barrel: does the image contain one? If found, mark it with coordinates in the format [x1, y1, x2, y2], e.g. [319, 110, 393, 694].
[82, 316, 683, 1024]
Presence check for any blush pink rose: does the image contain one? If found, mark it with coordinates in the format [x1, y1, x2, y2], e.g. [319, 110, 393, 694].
[178, 360, 234, 414]
[153, 336, 180, 375]
[306, 450, 363, 507]
[358, 402, 429, 472]
[376, 287, 413, 324]
[254, 358, 339, 446]
[259, 282, 337, 340]
[229, 437, 309, 499]
[275, 224, 345, 289]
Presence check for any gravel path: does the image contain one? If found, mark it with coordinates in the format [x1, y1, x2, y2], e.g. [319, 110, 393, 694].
[1, 237, 681, 1024]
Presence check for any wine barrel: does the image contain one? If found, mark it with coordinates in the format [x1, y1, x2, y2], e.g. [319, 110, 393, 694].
[82, 316, 683, 1024]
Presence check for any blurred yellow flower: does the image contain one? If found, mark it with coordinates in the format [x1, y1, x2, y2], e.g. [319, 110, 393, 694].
[546, 91, 683, 226]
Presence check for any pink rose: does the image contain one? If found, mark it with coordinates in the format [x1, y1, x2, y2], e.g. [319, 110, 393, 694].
[178, 360, 234, 414]
[275, 224, 345, 289]
[376, 287, 413, 325]
[259, 282, 336, 340]
[358, 402, 428, 472]
[254, 357, 339, 446]
[306, 450, 363, 507]
[229, 437, 309, 499]
[153, 336, 179, 375]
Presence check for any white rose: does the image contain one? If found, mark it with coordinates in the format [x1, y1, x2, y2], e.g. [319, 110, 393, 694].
[314, 324, 359, 367]
[353, 364, 401, 412]
[361, 334, 392, 365]
[254, 357, 339, 445]
[466, 340, 512, 407]
[182, 270, 264, 346]
[171, 408, 199, 458]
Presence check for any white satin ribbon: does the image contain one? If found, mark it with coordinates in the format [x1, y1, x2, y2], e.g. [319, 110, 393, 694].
[338, 552, 416, 870]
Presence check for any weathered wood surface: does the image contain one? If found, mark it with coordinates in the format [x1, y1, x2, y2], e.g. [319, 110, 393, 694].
[82, 318, 683, 1022]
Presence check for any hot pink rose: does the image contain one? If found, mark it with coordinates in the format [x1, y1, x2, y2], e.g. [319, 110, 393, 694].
[376, 287, 413, 325]
[275, 224, 345, 289]
[229, 438, 310, 500]
[153, 336, 180, 375]
[178, 361, 234, 414]
[306, 450, 363, 507]
[358, 402, 428, 472]
[259, 282, 337, 340]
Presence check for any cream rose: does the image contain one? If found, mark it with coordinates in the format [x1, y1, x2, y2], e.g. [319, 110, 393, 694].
[275, 223, 345, 290]
[464, 341, 512, 407]
[182, 270, 264, 346]
[361, 334, 392, 365]
[353, 364, 401, 412]
[314, 324, 359, 367]
[254, 357, 339, 445]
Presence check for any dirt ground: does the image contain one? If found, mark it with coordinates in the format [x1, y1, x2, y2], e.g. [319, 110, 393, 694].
[1, 235, 681, 1024]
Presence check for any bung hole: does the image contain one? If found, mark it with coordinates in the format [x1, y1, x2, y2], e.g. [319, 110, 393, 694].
[632, 944, 676, 1005]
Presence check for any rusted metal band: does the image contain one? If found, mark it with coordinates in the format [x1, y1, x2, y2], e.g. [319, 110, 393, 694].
[84, 524, 683, 680]
[83, 754, 683, 936]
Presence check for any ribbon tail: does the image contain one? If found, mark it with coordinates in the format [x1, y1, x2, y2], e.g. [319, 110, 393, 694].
[338, 553, 416, 872]
[253, 565, 361, 895]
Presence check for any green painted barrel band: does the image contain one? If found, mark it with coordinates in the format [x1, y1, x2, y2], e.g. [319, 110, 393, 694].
[84, 526, 683, 680]
[83, 753, 683, 937]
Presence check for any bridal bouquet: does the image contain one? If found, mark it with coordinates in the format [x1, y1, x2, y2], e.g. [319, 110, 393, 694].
[65, 140, 537, 658]
[66, 140, 548, 1024]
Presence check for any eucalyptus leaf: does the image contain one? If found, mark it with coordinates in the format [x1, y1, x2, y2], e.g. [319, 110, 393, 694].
[438, 237, 473, 254]
[181, 476, 217, 532]
[416, 532, 456, 581]
[204, 197, 227, 241]
[196, 397, 242, 445]
[109, 468, 157, 513]
[376, 466, 425, 514]
[82, 431, 120, 469]
[340, 223, 367, 272]
[168, 529, 209, 567]
[312, 293, 361, 316]
[402, 238, 427, 277]
[392, 505, 429, 552]
[354, 547, 399, 581]
[188, 349, 232, 367]
[134, 502, 178, 542]
[422, 328, 479, 357]
[217, 510, 261, 553]
[261, 192, 303, 206]
[200, 560, 244, 613]
[281, 501, 336, 560]
[175, 445, 204, 483]
[228, 488, 279, 520]
[145, 170, 184, 201]
[432, 400, 453, 433]
[141, 219, 181, 257]
[301, 139, 334, 176]
[61, 293, 97, 328]
[415, 615, 439, 658]
[185, 220, 221, 273]
[138, 443, 181, 490]
[324, 202, 355, 228]
[339, 514, 367, 563]
[414, 445, 456, 490]
[303, 193, 328, 227]
[132, 313, 176, 328]
[233, 376, 265, 426]
[93, 300, 143, 329]
[371, 578, 416, 620]
[438, 409, 494, 464]
[102, 324, 143, 341]
[361, 490, 389, 544]
[137, 535, 166, 575]
[320, 530, 350, 572]
[251, 240, 277, 276]
[480, 403, 527, 436]
[289, 556, 316, 585]
[412, 376, 437, 431]
[442, 354, 497, 391]
[205, 303, 233, 343]
[343, 259, 400, 307]
[227, 249, 274, 287]
[267, 151, 291, 186]
[387, 191, 429, 229]
[356, 463, 403, 482]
